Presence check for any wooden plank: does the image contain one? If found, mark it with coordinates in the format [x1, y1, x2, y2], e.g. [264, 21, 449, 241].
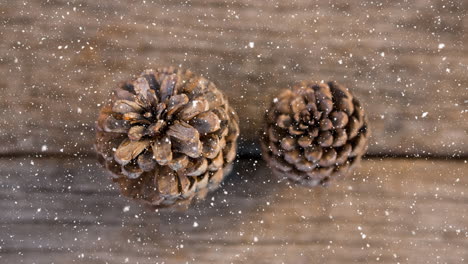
[1, 0, 467, 156]
[0, 157, 467, 263]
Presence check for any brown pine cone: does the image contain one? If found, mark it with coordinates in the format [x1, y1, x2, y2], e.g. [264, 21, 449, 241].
[95, 67, 239, 208]
[261, 81, 369, 187]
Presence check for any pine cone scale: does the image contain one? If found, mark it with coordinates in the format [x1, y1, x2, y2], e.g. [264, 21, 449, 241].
[152, 136, 172, 165]
[114, 139, 150, 166]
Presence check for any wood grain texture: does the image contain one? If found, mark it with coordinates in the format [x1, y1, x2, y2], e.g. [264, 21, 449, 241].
[1, 157, 467, 263]
[1, 0, 467, 156]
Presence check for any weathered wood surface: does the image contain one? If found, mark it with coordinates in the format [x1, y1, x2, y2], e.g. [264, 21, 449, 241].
[1, 157, 467, 263]
[0, 0, 467, 157]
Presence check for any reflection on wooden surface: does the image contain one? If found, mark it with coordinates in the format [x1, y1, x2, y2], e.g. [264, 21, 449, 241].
[1, 157, 467, 263]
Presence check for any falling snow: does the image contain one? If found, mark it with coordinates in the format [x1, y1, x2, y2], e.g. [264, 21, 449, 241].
[1, 0, 467, 263]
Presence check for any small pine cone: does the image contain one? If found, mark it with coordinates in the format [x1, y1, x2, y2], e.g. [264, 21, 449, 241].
[95, 67, 239, 208]
[261, 81, 369, 187]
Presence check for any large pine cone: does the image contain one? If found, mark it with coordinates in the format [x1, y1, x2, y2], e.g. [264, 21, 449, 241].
[95, 67, 239, 208]
[261, 81, 369, 187]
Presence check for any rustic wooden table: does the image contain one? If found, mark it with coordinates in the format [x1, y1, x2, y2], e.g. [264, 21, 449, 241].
[1, 0, 467, 263]
[2, 157, 467, 263]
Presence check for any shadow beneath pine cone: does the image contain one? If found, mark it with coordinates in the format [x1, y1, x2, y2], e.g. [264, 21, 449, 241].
[0, 155, 367, 262]
[120, 158, 348, 248]
[125, 158, 279, 232]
